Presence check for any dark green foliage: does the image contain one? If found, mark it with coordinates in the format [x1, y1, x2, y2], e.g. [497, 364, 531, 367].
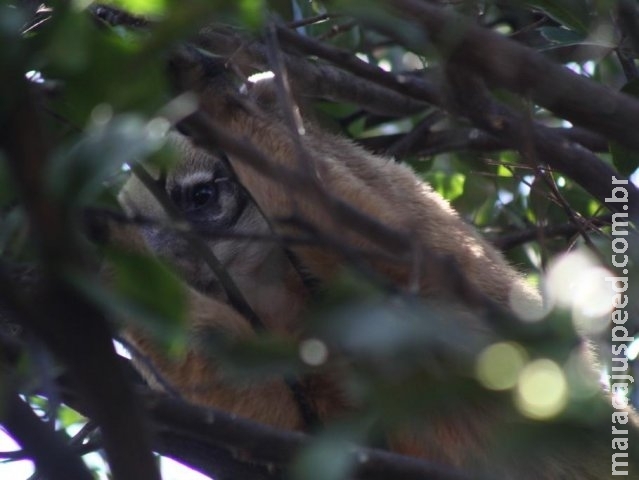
[0, 1, 638, 479]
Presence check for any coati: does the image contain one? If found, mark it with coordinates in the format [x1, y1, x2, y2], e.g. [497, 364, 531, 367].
[114, 56, 637, 479]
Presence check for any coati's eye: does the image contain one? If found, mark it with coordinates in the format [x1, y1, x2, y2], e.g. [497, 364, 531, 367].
[169, 173, 243, 228]
[190, 183, 216, 209]
[170, 181, 219, 213]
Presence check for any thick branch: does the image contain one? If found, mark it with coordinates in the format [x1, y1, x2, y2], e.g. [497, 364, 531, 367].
[0, 80, 160, 480]
[273, 25, 442, 106]
[193, 27, 428, 116]
[146, 392, 470, 480]
[359, 126, 608, 158]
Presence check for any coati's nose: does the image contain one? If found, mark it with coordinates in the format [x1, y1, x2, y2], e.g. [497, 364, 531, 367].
[139, 225, 176, 254]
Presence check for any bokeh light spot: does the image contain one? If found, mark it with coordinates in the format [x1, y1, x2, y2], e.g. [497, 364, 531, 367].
[515, 359, 568, 420]
[299, 338, 328, 366]
[476, 342, 527, 390]
[545, 251, 614, 334]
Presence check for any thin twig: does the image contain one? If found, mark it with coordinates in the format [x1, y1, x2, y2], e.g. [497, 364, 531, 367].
[265, 20, 318, 177]
[537, 167, 605, 262]
[317, 20, 357, 41]
[386, 111, 446, 158]
[491, 215, 612, 250]
[286, 13, 331, 30]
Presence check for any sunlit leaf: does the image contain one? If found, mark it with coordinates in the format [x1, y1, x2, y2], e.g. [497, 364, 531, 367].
[103, 0, 169, 16]
[425, 171, 466, 201]
[59, 406, 86, 429]
[238, 0, 266, 30]
[497, 164, 514, 178]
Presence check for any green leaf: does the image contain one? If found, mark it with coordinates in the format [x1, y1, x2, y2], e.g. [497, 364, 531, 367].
[69, 250, 187, 353]
[528, 175, 551, 225]
[47, 115, 165, 206]
[291, 434, 355, 480]
[312, 295, 487, 372]
[42, 13, 169, 125]
[290, 0, 326, 18]
[109, 249, 187, 327]
[310, 270, 384, 314]
[537, 26, 614, 53]
[0, 7, 32, 116]
[0, 207, 27, 257]
[424, 171, 466, 201]
[496, 164, 514, 178]
[472, 193, 500, 226]
[538, 26, 586, 46]
[0, 152, 15, 208]
[41, 9, 93, 74]
[238, 0, 267, 30]
[59, 406, 86, 429]
[0, 4, 28, 82]
[609, 80, 639, 176]
[610, 142, 639, 177]
[106, 0, 169, 16]
[518, 0, 592, 34]
[214, 334, 300, 379]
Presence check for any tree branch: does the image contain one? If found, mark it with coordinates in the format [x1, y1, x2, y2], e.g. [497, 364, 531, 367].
[377, 0, 639, 154]
[444, 65, 639, 217]
[0, 79, 160, 480]
[193, 27, 428, 116]
[0, 391, 93, 480]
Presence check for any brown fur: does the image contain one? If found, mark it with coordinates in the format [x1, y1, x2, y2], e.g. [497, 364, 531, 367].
[115, 75, 637, 478]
